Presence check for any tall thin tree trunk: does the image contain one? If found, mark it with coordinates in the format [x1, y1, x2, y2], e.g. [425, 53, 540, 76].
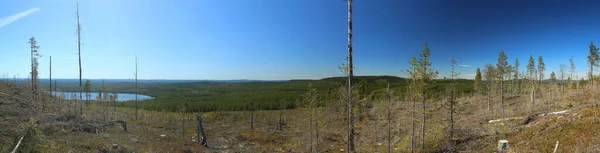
[251, 102, 254, 130]
[315, 106, 319, 153]
[49, 56, 52, 97]
[77, 1, 83, 116]
[182, 105, 186, 144]
[135, 56, 139, 119]
[450, 85, 455, 150]
[530, 81, 535, 115]
[593, 66, 597, 119]
[411, 88, 416, 153]
[278, 102, 283, 131]
[487, 84, 491, 112]
[386, 83, 391, 153]
[346, 0, 355, 152]
[421, 91, 425, 151]
[309, 108, 313, 153]
[500, 78, 504, 119]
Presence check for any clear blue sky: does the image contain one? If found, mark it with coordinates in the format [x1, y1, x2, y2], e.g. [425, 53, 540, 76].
[1, 0, 599, 80]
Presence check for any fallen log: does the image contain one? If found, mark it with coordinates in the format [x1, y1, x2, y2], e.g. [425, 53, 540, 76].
[488, 110, 570, 124]
[101, 120, 127, 132]
[196, 112, 208, 148]
[10, 136, 24, 153]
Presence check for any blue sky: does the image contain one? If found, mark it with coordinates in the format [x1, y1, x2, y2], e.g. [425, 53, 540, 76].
[0, 0, 599, 80]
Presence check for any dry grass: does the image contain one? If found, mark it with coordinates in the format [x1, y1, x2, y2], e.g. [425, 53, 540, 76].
[3, 81, 600, 152]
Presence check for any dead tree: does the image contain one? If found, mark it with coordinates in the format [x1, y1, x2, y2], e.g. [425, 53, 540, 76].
[278, 100, 285, 131]
[49, 56, 52, 96]
[76, 1, 84, 115]
[134, 56, 139, 119]
[250, 100, 254, 130]
[345, 0, 355, 152]
[182, 104, 186, 143]
[197, 111, 208, 147]
[386, 83, 392, 153]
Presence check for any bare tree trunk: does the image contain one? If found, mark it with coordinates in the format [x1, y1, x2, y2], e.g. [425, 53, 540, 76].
[309, 108, 313, 153]
[135, 56, 138, 120]
[346, 0, 355, 152]
[487, 84, 491, 112]
[49, 56, 52, 97]
[593, 66, 597, 119]
[278, 101, 284, 131]
[386, 83, 391, 153]
[315, 106, 319, 153]
[251, 101, 254, 130]
[76, 1, 83, 116]
[500, 78, 505, 120]
[450, 85, 455, 151]
[411, 91, 416, 153]
[182, 105, 186, 144]
[530, 80, 535, 115]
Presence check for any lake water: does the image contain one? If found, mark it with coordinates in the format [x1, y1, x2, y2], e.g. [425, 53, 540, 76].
[53, 92, 154, 101]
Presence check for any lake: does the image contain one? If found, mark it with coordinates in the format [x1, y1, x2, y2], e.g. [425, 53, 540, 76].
[53, 92, 154, 102]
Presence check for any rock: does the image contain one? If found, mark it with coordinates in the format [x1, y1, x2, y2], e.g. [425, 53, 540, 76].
[498, 140, 509, 152]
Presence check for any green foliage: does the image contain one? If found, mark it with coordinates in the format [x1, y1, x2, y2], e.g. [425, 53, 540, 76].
[496, 51, 508, 78]
[537, 56, 545, 81]
[588, 41, 600, 80]
[302, 83, 319, 108]
[514, 58, 519, 81]
[474, 68, 481, 90]
[550, 71, 556, 84]
[527, 55, 536, 80]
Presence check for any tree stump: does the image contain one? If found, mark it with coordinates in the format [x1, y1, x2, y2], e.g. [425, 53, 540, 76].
[497, 140, 510, 152]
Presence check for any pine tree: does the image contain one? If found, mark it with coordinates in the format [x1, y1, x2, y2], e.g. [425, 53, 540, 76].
[560, 64, 567, 92]
[537, 56, 546, 103]
[302, 83, 319, 152]
[27, 37, 41, 102]
[587, 41, 599, 118]
[448, 57, 459, 151]
[496, 51, 508, 119]
[84, 80, 91, 104]
[483, 64, 495, 112]
[475, 68, 482, 92]
[550, 71, 556, 106]
[514, 58, 520, 92]
[570, 56, 576, 89]
[403, 56, 419, 152]
[538, 56, 545, 85]
[527, 55, 536, 115]
[404, 43, 438, 151]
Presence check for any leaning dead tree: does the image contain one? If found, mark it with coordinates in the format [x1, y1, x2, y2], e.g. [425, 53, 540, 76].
[197, 111, 208, 147]
[345, 0, 355, 152]
[10, 136, 24, 153]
